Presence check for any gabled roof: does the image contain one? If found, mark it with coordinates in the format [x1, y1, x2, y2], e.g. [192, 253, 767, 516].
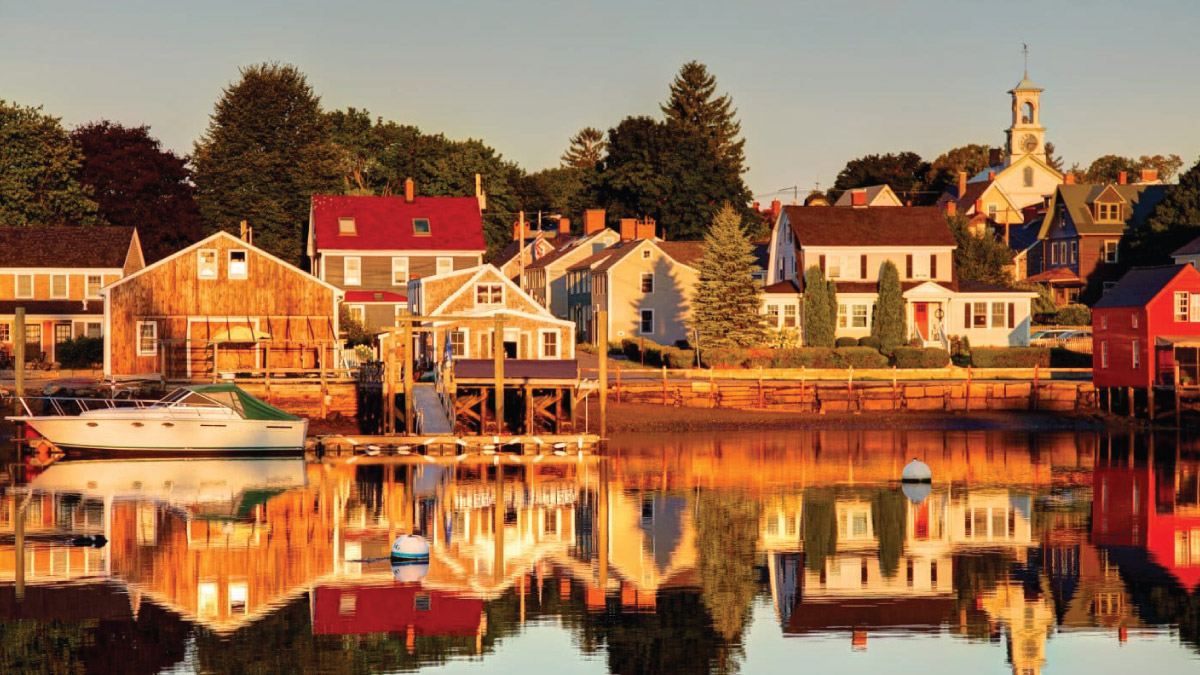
[1039, 183, 1167, 238]
[310, 194, 485, 253]
[0, 226, 138, 268]
[491, 237, 543, 268]
[566, 244, 625, 272]
[763, 279, 801, 294]
[1007, 221, 1041, 253]
[1093, 265, 1191, 309]
[833, 184, 902, 207]
[752, 243, 770, 271]
[1025, 267, 1080, 284]
[1172, 235, 1200, 258]
[783, 206, 956, 247]
[527, 229, 618, 271]
[656, 241, 705, 267]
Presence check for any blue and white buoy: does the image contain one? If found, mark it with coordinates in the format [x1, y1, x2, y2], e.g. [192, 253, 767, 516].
[901, 458, 932, 483]
[390, 534, 430, 562]
[392, 561, 430, 582]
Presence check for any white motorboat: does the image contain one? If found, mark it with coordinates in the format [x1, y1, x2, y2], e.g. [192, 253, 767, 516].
[7, 384, 309, 453]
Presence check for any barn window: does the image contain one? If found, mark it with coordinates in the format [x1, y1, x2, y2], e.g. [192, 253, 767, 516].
[86, 275, 103, 298]
[475, 283, 503, 306]
[136, 321, 158, 356]
[198, 250, 218, 279]
[0, 323, 9, 343]
[338, 217, 356, 235]
[540, 330, 559, 358]
[228, 250, 248, 279]
[14, 274, 32, 298]
[344, 257, 361, 286]
[413, 218, 431, 236]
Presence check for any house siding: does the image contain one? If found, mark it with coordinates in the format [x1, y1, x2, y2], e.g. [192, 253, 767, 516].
[322, 254, 480, 288]
[606, 244, 698, 345]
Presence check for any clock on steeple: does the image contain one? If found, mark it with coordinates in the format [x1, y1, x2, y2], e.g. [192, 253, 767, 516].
[1004, 69, 1046, 166]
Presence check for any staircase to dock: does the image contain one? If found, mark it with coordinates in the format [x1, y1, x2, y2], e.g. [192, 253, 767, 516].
[412, 383, 454, 434]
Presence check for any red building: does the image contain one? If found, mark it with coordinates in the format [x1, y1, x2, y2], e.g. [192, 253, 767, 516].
[1092, 264, 1200, 389]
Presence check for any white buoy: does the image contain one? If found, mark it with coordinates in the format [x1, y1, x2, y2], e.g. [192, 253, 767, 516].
[903, 482, 932, 505]
[391, 534, 430, 562]
[391, 561, 429, 583]
[901, 458, 932, 483]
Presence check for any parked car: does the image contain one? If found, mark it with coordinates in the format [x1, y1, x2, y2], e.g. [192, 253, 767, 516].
[1030, 329, 1072, 341]
[1058, 330, 1092, 341]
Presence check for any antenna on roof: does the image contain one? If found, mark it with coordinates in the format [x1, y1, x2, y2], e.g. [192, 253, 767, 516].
[1022, 43, 1029, 77]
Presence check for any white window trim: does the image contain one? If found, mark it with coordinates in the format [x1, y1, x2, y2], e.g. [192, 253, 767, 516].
[1191, 293, 1200, 323]
[449, 328, 469, 359]
[474, 283, 504, 307]
[198, 249, 218, 279]
[1101, 340, 1109, 369]
[338, 217, 356, 235]
[344, 257, 362, 286]
[1131, 313, 1139, 329]
[228, 249, 248, 280]
[392, 257, 409, 286]
[1132, 339, 1140, 370]
[14, 274, 33, 299]
[0, 322, 10, 343]
[539, 329, 560, 359]
[49, 274, 69, 299]
[1176, 292, 1189, 322]
[639, 308, 655, 335]
[347, 304, 365, 323]
[86, 274, 103, 299]
[136, 321, 158, 356]
[85, 321, 102, 338]
[436, 257, 453, 275]
[1104, 240, 1119, 264]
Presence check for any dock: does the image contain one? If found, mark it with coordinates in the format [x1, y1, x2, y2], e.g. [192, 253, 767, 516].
[312, 433, 602, 458]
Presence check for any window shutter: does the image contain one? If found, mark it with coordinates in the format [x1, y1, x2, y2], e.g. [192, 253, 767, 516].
[965, 303, 971, 329]
[1008, 303, 1015, 328]
[819, 255, 825, 274]
[860, 255, 867, 279]
[906, 255, 913, 279]
[930, 255, 937, 279]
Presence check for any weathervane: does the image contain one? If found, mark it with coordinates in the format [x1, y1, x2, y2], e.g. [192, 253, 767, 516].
[1022, 43, 1029, 76]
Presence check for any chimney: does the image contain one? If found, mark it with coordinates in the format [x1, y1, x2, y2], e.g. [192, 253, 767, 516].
[987, 170, 996, 181]
[513, 221, 523, 241]
[945, 201, 957, 217]
[584, 209, 606, 235]
[404, 178, 415, 203]
[558, 217, 571, 235]
[1118, 171, 1128, 185]
[957, 171, 967, 198]
[475, 173, 486, 211]
[770, 199, 782, 219]
[1140, 168, 1159, 183]
[851, 189, 867, 207]
[1064, 172, 1076, 185]
[635, 218, 656, 240]
[974, 199, 984, 215]
[752, 201, 760, 212]
[619, 218, 637, 241]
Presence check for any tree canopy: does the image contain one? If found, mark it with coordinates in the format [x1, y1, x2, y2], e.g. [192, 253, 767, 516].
[1071, 153, 1184, 183]
[1124, 155, 1200, 266]
[691, 204, 764, 348]
[947, 213, 1014, 286]
[71, 121, 202, 261]
[192, 63, 342, 264]
[560, 127, 606, 169]
[831, 151, 930, 205]
[0, 100, 99, 226]
[925, 144, 992, 196]
[661, 60, 746, 173]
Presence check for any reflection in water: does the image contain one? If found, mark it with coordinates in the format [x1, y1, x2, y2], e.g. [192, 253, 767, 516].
[0, 430, 1198, 673]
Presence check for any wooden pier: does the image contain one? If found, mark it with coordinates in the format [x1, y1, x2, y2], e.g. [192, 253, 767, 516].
[312, 433, 602, 458]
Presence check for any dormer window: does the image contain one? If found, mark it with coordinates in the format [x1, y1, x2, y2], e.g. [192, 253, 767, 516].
[413, 218, 431, 236]
[338, 217, 356, 235]
[1095, 203, 1121, 222]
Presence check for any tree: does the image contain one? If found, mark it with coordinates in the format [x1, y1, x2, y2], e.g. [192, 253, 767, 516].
[947, 213, 1013, 286]
[871, 489, 907, 579]
[0, 100, 98, 226]
[925, 144, 992, 195]
[71, 121, 202, 261]
[831, 152, 931, 204]
[695, 490, 760, 652]
[1125, 156, 1200, 266]
[803, 266, 834, 347]
[826, 278, 839, 339]
[192, 63, 341, 264]
[691, 205, 765, 348]
[1044, 142, 1064, 172]
[660, 61, 746, 173]
[560, 127, 606, 169]
[872, 260, 906, 352]
[1075, 153, 1184, 184]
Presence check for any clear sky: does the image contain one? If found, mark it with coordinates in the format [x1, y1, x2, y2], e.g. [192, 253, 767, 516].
[2, 0, 1198, 201]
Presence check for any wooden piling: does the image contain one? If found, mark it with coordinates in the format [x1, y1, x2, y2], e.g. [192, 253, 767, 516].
[1128, 386, 1135, 419]
[662, 366, 668, 407]
[1032, 364, 1039, 411]
[615, 366, 621, 403]
[1176, 363, 1182, 427]
[493, 315, 505, 434]
[1148, 386, 1155, 422]
[965, 366, 972, 412]
[597, 310, 607, 437]
[401, 320, 413, 433]
[13, 308, 24, 417]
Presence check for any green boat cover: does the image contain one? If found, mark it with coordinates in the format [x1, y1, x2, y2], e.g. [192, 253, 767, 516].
[184, 383, 301, 421]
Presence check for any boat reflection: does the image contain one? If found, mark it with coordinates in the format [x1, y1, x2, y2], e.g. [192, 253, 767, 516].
[0, 429, 1197, 674]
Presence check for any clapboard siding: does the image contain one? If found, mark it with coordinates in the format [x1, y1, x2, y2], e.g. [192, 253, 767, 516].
[322, 254, 480, 288]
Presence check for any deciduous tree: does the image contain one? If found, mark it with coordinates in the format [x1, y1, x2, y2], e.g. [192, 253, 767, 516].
[831, 152, 931, 204]
[1125, 156, 1200, 266]
[803, 265, 834, 347]
[691, 205, 764, 348]
[925, 144, 991, 195]
[947, 213, 1013, 286]
[0, 100, 98, 226]
[872, 260, 906, 352]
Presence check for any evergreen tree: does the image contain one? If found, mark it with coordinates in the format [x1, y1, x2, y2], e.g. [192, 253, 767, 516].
[803, 266, 834, 347]
[560, 127, 606, 169]
[1126, 156, 1200, 267]
[0, 100, 99, 226]
[691, 205, 765, 349]
[827, 278, 840, 340]
[872, 260, 906, 352]
[660, 61, 746, 172]
[192, 63, 341, 264]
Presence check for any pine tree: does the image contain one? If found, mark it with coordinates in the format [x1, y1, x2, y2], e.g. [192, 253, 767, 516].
[872, 260, 906, 352]
[827, 279, 840, 341]
[192, 63, 341, 265]
[661, 61, 746, 172]
[691, 205, 765, 349]
[560, 127, 606, 169]
[803, 266, 833, 347]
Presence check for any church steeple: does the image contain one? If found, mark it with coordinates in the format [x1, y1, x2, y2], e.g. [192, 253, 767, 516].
[1004, 50, 1046, 167]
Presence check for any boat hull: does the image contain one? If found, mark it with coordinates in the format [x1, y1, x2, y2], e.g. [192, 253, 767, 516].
[17, 415, 309, 453]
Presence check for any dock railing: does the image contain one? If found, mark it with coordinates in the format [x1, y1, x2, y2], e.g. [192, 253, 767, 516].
[157, 339, 357, 384]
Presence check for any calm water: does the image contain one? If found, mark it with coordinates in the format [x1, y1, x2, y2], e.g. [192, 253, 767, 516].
[1, 428, 1199, 674]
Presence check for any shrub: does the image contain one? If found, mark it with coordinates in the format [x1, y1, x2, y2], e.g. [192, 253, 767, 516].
[857, 336, 882, 350]
[577, 342, 598, 355]
[702, 347, 749, 368]
[971, 347, 1050, 368]
[663, 348, 696, 369]
[771, 347, 835, 368]
[893, 347, 951, 368]
[1054, 304, 1092, 326]
[835, 336, 858, 348]
[55, 336, 103, 369]
[832, 347, 888, 368]
[744, 348, 775, 368]
[621, 337, 664, 364]
[1049, 347, 1092, 368]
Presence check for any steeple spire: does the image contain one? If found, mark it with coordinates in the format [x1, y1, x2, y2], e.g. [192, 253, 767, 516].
[1022, 43, 1029, 79]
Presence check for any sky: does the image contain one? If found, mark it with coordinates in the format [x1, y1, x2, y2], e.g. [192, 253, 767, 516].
[2, 0, 1199, 202]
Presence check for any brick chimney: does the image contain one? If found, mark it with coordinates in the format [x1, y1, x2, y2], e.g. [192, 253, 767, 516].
[974, 199, 984, 216]
[475, 173, 486, 211]
[635, 218, 655, 240]
[987, 170, 996, 181]
[945, 201, 957, 217]
[1064, 172, 1076, 185]
[851, 189, 867, 207]
[1118, 171, 1128, 185]
[619, 218, 637, 242]
[957, 171, 967, 198]
[512, 221, 523, 241]
[584, 209, 606, 235]
[752, 201, 760, 212]
[404, 177, 415, 203]
[1140, 168, 1159, 183]
[558, 217, 571, 234]
[770, 199, 782, 219]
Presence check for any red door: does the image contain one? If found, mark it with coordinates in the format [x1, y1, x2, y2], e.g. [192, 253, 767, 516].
[914, 303, 929, 340]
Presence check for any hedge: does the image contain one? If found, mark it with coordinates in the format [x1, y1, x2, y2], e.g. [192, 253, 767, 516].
[701, 347, 749, 368]
[1049, 347, 1091, 368]
[893, 347, 951, 368]
[834, 337, 858, 348]
[663, 348, 696, 369]
[857, 336, 882, 350]
[55, 336, 103, 369]
[832, 347, 889, 368]
[971, 347, 1050, 368]
[770, 347, 835, 368]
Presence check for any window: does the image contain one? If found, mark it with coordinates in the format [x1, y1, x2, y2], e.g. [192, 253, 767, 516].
[1071, 240, 1078, 263]
[988, 204, 998, 219]
[228, 250, 248, 279]
[784, 304, 798, 328]
[828, 256, 841, 278]
[198, 249, 218, 279]
[1101, 315, 1108, 330]
[641, 272, 654, 293]
[1049, 243, 1058, 265]
[449, 330, 467, 358]
[50, 274, 68, 298]
[1132, 339, 1140, 369]
[766, 304, 780, 327]
[642, 249, 651, 259]
[14, 274, 32, 298]
[640, 309, 654, 335]
[413, 218, 431, 236]
[338, 217, 356, 235]
[136, 321, 157, 356]
[391, 257, 408, 286]
[25, 324, 40, 347]
[475, 283, 503, 306]
[85, 322, 101, 338]
[1131, 313, 1139, 329]
[851, 304, 868, 328]
[1177, 292, 1190, 322]
[972, 302, 988, 328]
[54, 324, 71, 344]
[347, 305, 365, 324]
[1104, 240, 1119, 264]
[1096, 203, 1120, 222]
[1101, 340, 1109, 368]
[86, 275, 103, 299]
[838, 303, 848, 329]
[991, 302, 1007, 328]
[0, 323, 9, 343]
[541, 330, 559, 358]
[436, 257, 453, 275]
[343, 257, 361, 286]
[1023, 166, 1034, 187]
[1191, 293, 1200, 323]
[838, 303, 870, 329]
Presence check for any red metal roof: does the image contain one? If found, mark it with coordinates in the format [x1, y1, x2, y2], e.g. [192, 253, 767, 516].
[344, 290, 406, 304]
[311, 194, 485, 253]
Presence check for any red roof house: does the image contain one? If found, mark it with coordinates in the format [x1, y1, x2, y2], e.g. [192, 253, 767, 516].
[1092, 264, 1200, 389]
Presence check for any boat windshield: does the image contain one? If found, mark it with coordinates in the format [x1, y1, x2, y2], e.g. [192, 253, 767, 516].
[159, 388, 246, 418]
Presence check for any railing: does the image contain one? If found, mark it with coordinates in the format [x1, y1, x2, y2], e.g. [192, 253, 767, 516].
[434, 359, 456, 430]
[15, 396, 157, 417]
[157, 339, 355, 383]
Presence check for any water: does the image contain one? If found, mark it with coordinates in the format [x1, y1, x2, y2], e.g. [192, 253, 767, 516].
[1, 428, 1199, 674]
